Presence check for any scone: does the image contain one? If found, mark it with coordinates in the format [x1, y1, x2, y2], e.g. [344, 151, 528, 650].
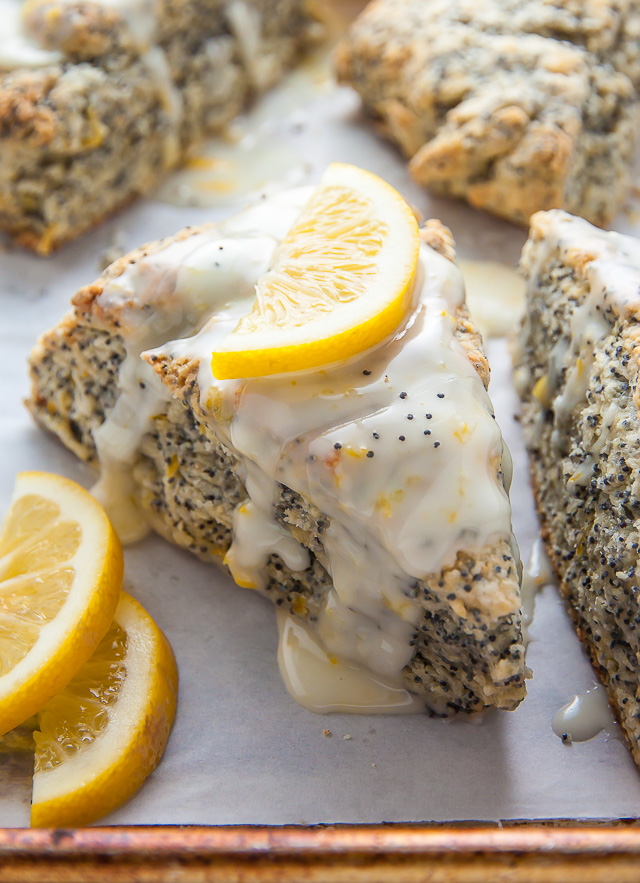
[0, 0, 321, 254]
[28, 168, 526, 716]
[515, 209, 640, 765]
[337, 0, 640, 226]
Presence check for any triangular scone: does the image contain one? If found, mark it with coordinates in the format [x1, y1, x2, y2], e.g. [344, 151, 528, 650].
[28, 189, 526, 716]
[0, 1, 321, 253]
[516, 210, 640, 763]
[337, 0, 640, 226]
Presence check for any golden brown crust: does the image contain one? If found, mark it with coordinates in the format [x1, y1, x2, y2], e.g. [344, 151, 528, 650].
[419, 219, 456, 264]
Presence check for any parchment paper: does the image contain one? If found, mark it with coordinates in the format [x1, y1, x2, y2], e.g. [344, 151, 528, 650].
[2, 43, 640, 827]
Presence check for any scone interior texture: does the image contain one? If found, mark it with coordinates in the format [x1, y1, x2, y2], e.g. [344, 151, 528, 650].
[337, 0, 640, 226]
[0, 0, 320, 252]
[515, 209, 640, 766]
[28, 186, 526, 716]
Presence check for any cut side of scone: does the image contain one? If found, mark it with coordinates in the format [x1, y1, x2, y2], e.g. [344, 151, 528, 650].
[515, 209, 640, 765]
[28, 173, 526, 717]
[0, 0, 321, 253]
[337, 0, 640, 226]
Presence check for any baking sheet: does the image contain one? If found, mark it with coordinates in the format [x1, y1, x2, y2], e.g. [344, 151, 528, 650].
[2, 40, 640, 828]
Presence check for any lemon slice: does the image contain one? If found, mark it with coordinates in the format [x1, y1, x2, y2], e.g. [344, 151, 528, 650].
[210, 163, 420, 379]
[31, 591, 178, 827]
[0, 472, 123, 736]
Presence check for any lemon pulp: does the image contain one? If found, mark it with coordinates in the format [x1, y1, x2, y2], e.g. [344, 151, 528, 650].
[0, 495, 78, 674]
[34, 621, 127, 773]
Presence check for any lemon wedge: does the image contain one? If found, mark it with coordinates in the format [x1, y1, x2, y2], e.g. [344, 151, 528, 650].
[210, 163, 420, 379]
[31, 591, 178, 827]
[0, 472, 123, 736]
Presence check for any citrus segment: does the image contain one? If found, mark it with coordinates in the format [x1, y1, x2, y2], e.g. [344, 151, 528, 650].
[0, 472, 123, 735]
[31, 591, 178, 827]
[210, 163, 420, 379]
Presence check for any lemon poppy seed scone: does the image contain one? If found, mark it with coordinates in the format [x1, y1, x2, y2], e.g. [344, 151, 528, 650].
[28, 166, 526, 716]
[0, 0, 321, 254]
[515, 210, 640, 766]
[336, 0, 640, 226]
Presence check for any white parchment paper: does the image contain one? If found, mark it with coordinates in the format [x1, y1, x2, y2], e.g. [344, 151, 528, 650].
[2, 47, 640, 827]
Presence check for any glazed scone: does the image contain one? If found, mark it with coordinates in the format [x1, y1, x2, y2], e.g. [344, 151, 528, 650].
[0, 0, 321, 254]
[515, 210, 640, 766]
[337, 0, 640, 226]
[27, 183, 526, 716]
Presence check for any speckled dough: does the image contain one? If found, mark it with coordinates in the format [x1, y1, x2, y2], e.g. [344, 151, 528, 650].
[0, 0, 320, 253]
[27, 219, 526, 717]
[515, 209, 640, 768]
[337, 0, 640, 226]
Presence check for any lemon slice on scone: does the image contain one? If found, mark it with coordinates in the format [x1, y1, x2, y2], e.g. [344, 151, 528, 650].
[0, 472, 123, 736]
[210, 163, 420, 379]
[31, 591, 178, 827]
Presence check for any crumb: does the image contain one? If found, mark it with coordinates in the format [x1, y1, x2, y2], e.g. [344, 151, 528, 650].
[371, 762, 376, 768]
[342, 734, 351, 740]
[322, 729, 332, 737]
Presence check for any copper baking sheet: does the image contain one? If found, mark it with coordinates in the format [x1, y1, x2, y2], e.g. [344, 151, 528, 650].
[3, 825, 640, 882]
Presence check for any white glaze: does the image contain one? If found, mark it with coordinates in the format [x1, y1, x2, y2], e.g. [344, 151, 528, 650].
[92, 187, 311, 540]
[276, 610, 423, 714]
[141, 45, 183, 167]
[155, 131, 306, 210]
[520, 535, 555, 645]
[99, 0, 157, 48]
[458, 260, 525, 340]
[225, 0, 279, 91]
[153, 38, 337, 210]
[0, 0, 62, 69]
[91, 358, 168, 543]
[225, 499, 310, 590]
[521, 212, 640, 453]
[93, 184, 515, 712]
[552, 684, 616, 743]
